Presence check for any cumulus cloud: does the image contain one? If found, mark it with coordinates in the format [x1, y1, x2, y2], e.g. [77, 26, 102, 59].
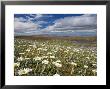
[14, 15, 42, 34]
[37, 21, 48, 25]
[26, 14, 43, 21]
[26, 14, 53, 22]
[14, 14, 97, 36]
[34, 14, 43, 19]
[43, 14, 97, 32]
[14, 17, 27, 22]
[14, 21, 40, 31]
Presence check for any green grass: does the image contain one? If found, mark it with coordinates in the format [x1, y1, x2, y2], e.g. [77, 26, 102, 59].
[14, 36, 97, 76]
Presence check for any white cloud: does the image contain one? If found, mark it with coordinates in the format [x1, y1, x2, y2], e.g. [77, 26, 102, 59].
[14, 21, 39, 31]
[34, 14, 43, 19]
[54, 14, 96, 27]
[14, 14, 51, 35]
[14, 14, 97, 36]
[43, 14, 97, 32]
[37, 21, 48, 24]
[14, 17, 27, 22]
[14, 18, 40, 34]
[24, 14, 43, 22]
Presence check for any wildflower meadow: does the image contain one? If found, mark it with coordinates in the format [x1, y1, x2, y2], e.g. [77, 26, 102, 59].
[14, 36, 97, 76]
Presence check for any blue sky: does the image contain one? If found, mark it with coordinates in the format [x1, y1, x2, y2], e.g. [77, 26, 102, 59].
[14, 14, 97, 36]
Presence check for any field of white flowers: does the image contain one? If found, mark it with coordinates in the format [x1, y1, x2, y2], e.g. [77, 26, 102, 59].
[14, 38, 97, 76]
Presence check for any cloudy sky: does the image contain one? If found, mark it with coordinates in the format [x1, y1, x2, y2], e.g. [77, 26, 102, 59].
[14, 14, 97, 36]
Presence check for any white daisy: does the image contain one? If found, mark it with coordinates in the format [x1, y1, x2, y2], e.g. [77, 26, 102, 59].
[53, 73, 60, 76]
[42, 60, 49, 64]
[14, 62, 20, 67]
[17, 57, 24, 61]
[34, 57, 42, 61]
[52, 62, 62, 67]
[71, 62, 77, 66]
[50, 56, 55, 59]
[84, 65, 88, 69]
[18, 68, 32, 75]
